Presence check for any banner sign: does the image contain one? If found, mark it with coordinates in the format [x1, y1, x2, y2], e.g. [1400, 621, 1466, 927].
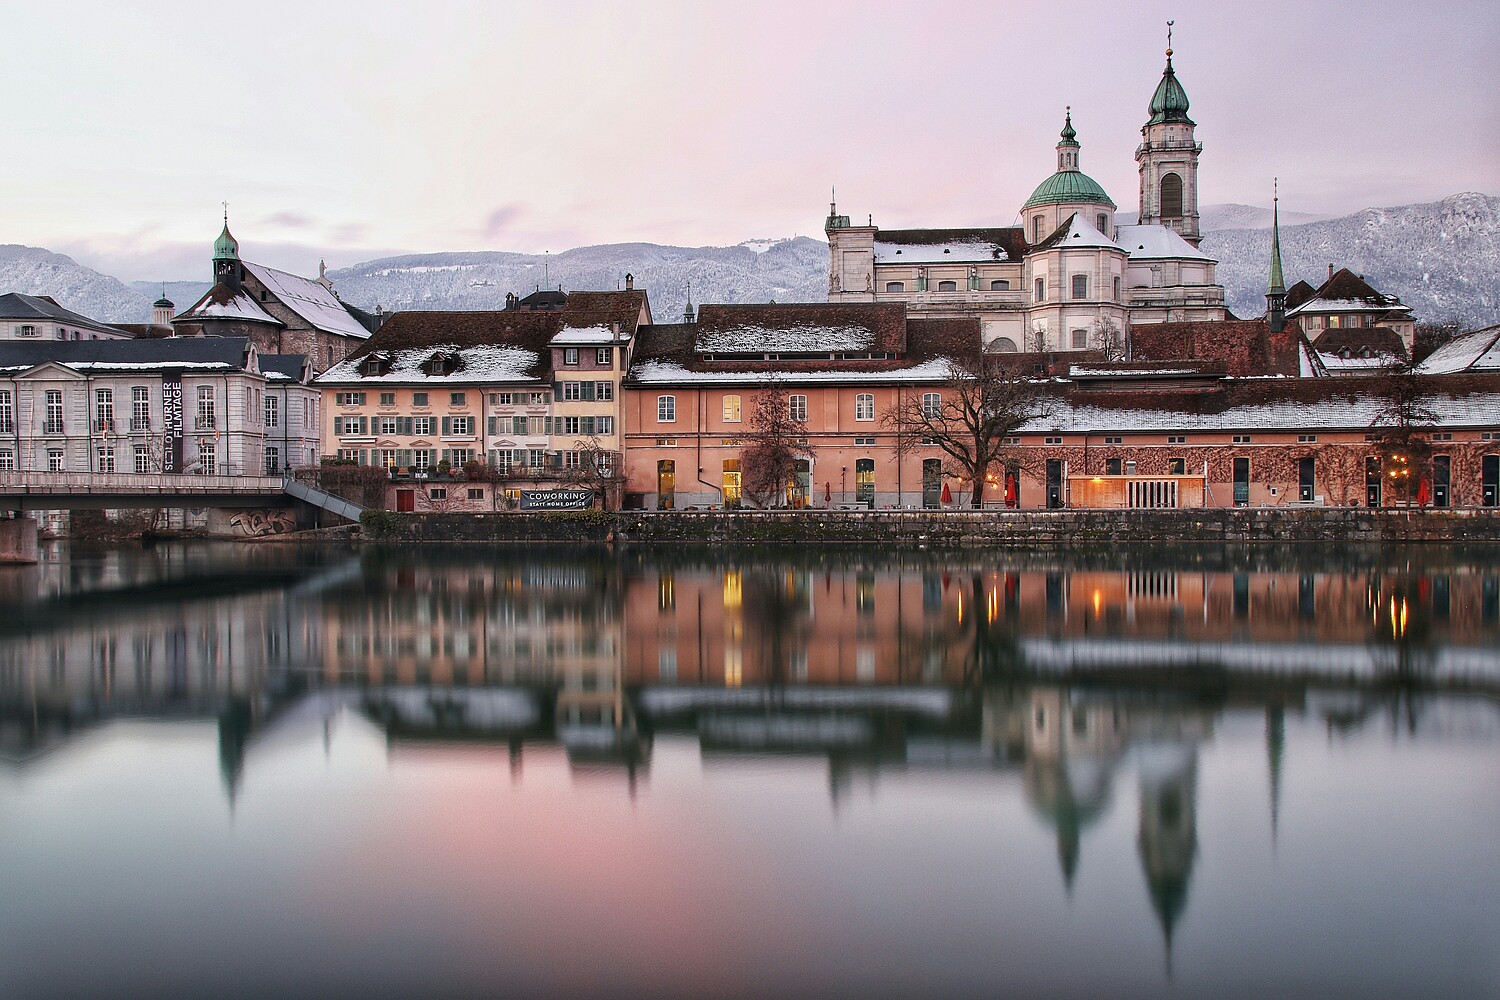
[161, 370, 184, 473]
[520, 489, 594, 510]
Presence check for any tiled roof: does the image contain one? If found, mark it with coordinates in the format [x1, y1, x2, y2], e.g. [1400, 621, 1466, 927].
[1031, 214, 1120, 253]
[177, 284, 283, 326]
[1311, 327, 1407, 360]
[1287, 268, 1411, 317]
[260, 354, 311, 383]
[1284, 280, 1318, 311]
[0, 336, 252, 372]
[873, 228, 1029, 263]
[0, 292, 131, 336]
[1417, 324, 1500, 374]
[1130, 318, 1311, 377]
[693, 303, 909, 355]
[348, 310, 562, 360]
[563, 289, 650, 331]
[243, 262, 372, 339]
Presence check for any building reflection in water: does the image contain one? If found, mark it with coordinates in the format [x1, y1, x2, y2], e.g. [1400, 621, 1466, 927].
[2, 544, 1498, 956]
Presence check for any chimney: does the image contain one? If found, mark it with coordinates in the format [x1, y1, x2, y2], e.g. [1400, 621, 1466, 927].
[1328, 263, 1334, 281]
[624, 273, 634, 291]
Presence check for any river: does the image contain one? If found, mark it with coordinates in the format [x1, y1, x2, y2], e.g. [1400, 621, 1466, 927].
[1, 541, 1497, 1000]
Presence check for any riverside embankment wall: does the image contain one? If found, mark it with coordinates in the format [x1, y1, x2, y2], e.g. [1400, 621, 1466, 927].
[362, 508, 1500, 547]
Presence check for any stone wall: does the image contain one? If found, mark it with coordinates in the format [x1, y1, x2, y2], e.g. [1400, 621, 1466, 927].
[366, 508, 1500, 547]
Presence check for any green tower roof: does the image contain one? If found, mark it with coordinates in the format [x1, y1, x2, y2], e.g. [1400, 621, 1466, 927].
[1267, 197, 1286, 295]
[1058, 109, 1078, 147]
[212, 222, 239, 261]
[1147, 53, 1193, 126]
[1023, 170, 1115, 211]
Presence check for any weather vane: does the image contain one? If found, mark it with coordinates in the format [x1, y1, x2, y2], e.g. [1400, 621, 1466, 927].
[221, 200, 229, 223]
[1166, 20, 1174, 56]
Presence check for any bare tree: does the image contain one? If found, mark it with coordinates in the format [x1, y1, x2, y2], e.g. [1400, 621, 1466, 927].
[1024, 322, 1049, 354]
[740, 382, 813, 509]
[1089, 317, 1128, 362]
[557, 436, 626, 509]
[883, 359, 1053, 507]
[1369, 360, 1438, 505]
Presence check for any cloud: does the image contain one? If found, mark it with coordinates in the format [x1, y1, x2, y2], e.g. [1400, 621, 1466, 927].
[259, 211, 317, 229]
[481, 204, 526, 239]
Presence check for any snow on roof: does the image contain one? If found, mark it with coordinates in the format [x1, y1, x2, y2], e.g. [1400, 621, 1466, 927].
[631, 358, 956, 385]
[1116, 224, 1214, 262]
[873, 240, 1000, 264]
[694, 323, 877, 354]
[1047, 215, 1120, 252]
[182, 289, 282, 325]
[1023, 390, 1500, 435]
[316, 344, 542, 385]
[1417, 325, 1500, 375]
[243, 262, 370, 339]
[1068, 365, 1205, 378]
[1315, 352, 1399, 373]
[1287, 298, 1414, 317]
[550, 324, 618, 345]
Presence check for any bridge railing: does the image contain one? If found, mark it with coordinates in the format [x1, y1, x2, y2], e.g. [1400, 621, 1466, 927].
[0, 471, 288, 495]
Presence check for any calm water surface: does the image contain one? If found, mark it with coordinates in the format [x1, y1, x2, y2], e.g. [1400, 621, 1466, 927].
[1, 541, 1497, 1000]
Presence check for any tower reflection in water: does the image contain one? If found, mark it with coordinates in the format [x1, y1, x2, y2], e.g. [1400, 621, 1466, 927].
[2, 544, 1497, 959]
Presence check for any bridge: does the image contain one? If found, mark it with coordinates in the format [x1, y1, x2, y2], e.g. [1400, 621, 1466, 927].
[0, 471, 363, 562]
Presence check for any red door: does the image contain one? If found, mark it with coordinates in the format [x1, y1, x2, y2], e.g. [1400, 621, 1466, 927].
[396, 489, 415, 512]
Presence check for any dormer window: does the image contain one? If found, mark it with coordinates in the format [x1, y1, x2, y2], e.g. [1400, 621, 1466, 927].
[423, 351, 460, 376]
[358, 352, 391, 376]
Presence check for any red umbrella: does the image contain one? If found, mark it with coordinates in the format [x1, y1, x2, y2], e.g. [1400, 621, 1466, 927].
[1005, 476, 1018, 508]
[824, 481, 832, 505]
[940, 482, 952, 504]
[1416, 478, 1431, 507]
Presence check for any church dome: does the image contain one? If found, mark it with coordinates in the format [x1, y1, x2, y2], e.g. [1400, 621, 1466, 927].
[1023, 170, 1115, 210]
[212, 222, 239, 261]
[153, 295, 174, 309]
[1147, 54, 1193, 125]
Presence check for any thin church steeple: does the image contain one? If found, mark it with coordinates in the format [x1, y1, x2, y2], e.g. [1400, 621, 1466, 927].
[1267, 179, 1288, 332]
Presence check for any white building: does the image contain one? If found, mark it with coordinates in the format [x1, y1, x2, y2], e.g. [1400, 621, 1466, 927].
[0, 337, 319, 477]
[825, 45, 1226, 353]
[0, 293, 132, 342]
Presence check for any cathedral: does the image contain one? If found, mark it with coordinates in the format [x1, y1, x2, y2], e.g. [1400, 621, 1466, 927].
[825, 41, 1226, 354]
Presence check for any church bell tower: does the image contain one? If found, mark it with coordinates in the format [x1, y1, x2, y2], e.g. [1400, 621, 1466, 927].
[1136, 23, 1202, 246]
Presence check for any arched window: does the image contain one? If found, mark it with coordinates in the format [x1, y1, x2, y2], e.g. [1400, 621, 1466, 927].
[992, 337, 1019, 353]
[1160, 172, 1184, 218]
[990, 279, 1010, 291]
[937, 280, 957, 292]
[885, 281, 905, 293]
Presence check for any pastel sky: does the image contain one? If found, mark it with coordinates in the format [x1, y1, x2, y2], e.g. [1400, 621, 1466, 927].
[3, 0, 1496, 281]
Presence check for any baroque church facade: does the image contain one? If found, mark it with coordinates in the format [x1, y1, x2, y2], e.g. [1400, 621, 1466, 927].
[825, 45, 1225, 354]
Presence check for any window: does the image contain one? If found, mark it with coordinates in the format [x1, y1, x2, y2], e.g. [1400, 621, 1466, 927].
[412, 392, 429, 407]
[491, 392, 511, 405]
[413, 416, 433, 435]
[335, 392, 365, 406]
[18, 325, 37, 337]
[450, 392, 466, 406]
[47, 448, 64, 472]
[1298, 434, 1318, 443]
[468, 487, 484, 500]
[1233, 434, 1253, 444]
[1034, 277, 1046, 302]
[1032, 216, 1044, 242]
[990, 279, 1011, 291]
[1097, 213, 1108, 232]
[264, 395, 278, 428]
[95, 388, 113, 431]
[563, 348, 579, 365]
[560, 382, 582, 402]
[563, 451, 581, 469]
[198, 441, 216, 475]
[0, 390, 11, 433]
[1071, 329, 1087, 349]
[1113, 275, 1121, 301]
[1168, 457, 1186, 475]
[413, 450, 431, 471]
[853, 436, 876, 446]
[195, 386, 215, 430]
[379, 392, 395, 407]
[449, 448, 472, 466]
[886, 281, 905, 293]
[96, 446, 114, 473]
[529, 448, 547, 467]
[448, 416, 474, 436]
[723, 394, 742, 422]
[1044, 436, 1063, 445]
[429, 487, 447, 500]
[1071, 275, 1088, 300]
[379, 416, 400, 435]
[1103, 436, 1123, 445]
[657, 395, 676, 422]
[304, 398, 316, 429]
[264, 447, 280, 475]
[1160, 172, 1184, 218]
[922, 392, 941, 418]
[855, 393, 874, 421]
[595, 381, 614, 401]
[1167, 435, 1185, 444]
[1105, 457, 1122, 475]
[789, 394, 807, 423]
[134, 445, 150, 473]
[596, 347, 612, 366]
[937, 280, 958, 292]
[44, 390, 64, 434]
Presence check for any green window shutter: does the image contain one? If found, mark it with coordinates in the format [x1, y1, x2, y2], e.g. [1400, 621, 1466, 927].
[359, 449, 368, 466]
[442, 416, 451, 435]
[403, 417, 413, 435]
[513, 449, 525, 467]
[582, 382, 596, 401]
[544, 417, 553, 435]
[359, 416, 368, 435]
[582, 417, 595, 435]
[513, 416, 526, 435]
[487, 416, 497, 435]
[441, 449, 450, 465]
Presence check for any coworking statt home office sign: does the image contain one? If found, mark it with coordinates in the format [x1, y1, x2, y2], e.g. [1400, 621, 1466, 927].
[161, 369, 184, 473]
[520, 489, 594, 510]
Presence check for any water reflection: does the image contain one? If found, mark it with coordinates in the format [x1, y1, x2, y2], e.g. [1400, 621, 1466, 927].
[1, 543, 1497, 999]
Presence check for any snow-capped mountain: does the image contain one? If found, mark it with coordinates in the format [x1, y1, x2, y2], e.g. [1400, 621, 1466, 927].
[0, 245, 152, 323]
[324, 238, 830, 324]
[1204, 193, 1499, 327]
[7, 195, 1497, 331]
[1118, 202, 1330, 231]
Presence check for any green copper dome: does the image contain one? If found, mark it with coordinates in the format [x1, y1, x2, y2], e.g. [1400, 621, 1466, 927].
[1147, 54, 1193, 126]
[212, 222, 239, 261]
[1023, 170, 1115, 210]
